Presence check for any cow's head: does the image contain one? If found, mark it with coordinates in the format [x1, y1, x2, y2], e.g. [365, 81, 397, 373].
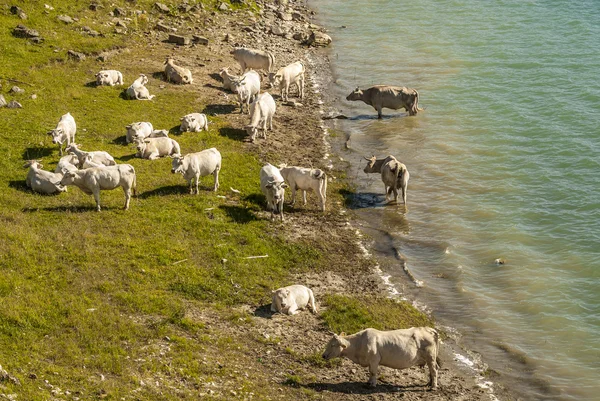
[363, 155, 378, 173]
[322, 333, 349, 360]
[136, 74, 148, 85]
[47, 128, 64, 144]
[244, 124, 257, 139]
[134, 139, 148, 157]
[24, 160, 42, 169]
[96, 72, 111, 85]
[60, 170, 77, 186]
[265, 180, 288, 212]
[272, 288, 291, 312]
[267, 72, 281, 88]
[171, 155, 185, 174]
[346, 87, 363, 101]
[64, 143, 80, 154]
[180, 115, 195, 132]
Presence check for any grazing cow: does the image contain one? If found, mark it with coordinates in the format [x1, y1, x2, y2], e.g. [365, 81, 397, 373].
[231, 47, 275, 73]
[180, 113, 209, 133]
[245, 92, 276, 142]
[260, 163, 288, 222]
[279, 165, 327, 212]
[135, 137, 180, 160]
[47, 112, 76, 156]
[126, 74, 154, 100]
[164, 57, 193, 85]
[271, 285, 317, 315]
[218, 67, 239, 91]
[268, 61, 305, 102]
[346, 85, 421, 118]
[363, 155, 409, 205]
[231, 70, 261, 114]
[65, 143, 116, 168]
[322, 327, 441, 389]
[126, 121, 153, 144]
[25, 160, 67, 194]
[95, 70, 124, 86]
[171, 148, 221, 194]
[60, 164, 137, 211]
[54, 154, 79, 174]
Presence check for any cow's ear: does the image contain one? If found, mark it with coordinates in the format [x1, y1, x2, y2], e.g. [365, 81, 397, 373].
[281, 183, 289, 189]
[179, 117, 184, 121]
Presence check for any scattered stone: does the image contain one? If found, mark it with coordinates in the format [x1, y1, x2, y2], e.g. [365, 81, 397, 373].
[10, 86, 24, 94]
[178, 3, 192, 13]
[89, 3, 102, 11]
[13, 24, 40, 39]
[167, 34, 189, 45]
[96, 48, 128, 62]
[154, 2, 170, 13]
[0, 95, 7, 108]
[307, 30, 332, 47]
[292, 31, 309, 42]
[113, 7, 126, 16]
[278, 11, 292, 21]
[82, 26, 100, 36]
[154, 22, 176, 32]
[115, 19, 127, 29]
[114, 27, 126, 34]
[31, 94, 37, 100]
[192, 35, 209, 45]
[224, 33, 232, 42]
[57, 15, 74, 24]
[6, 101, 22, 109]
[31, 37, 44, 44]
[44, 4, 54, 10]
[271, 25, 287, 37]
[28, 373, 37, 380]
[67, 50, 86, 61]
[218, 2, 229, 11]
[284, 100, 302, 107]
[292, 12, 303, 21]
[10, 6, 28, 19]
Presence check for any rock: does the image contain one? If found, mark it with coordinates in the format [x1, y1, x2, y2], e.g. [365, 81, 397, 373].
[10, 6, 27, 19]
[192, 35, 209, 45]
[31, 37, 44, 44]
[31, 94, 37, 100]
[154, 2, 170, 13]
[96, 48, 127, 62]
[218, 2, 229, 11]
[292, 12, 303, 21]
[89, 3, 103, 11]
[278, 11, 292, 21]
[114, 27, 126, 34]
[167, 34, 189, 45]
[13, 24, 39, 39]
[115, 19, 127, 28]
[113, 7, 126, 16]
[224, 33, 232, 42]
[271, 25, 287, 37]
[292, 31, 309, 42]
[57, 15, 74, 24]
[7, 101, 22, 109]
[10, 86, 24, 94]
[154, 22, 176, 32]
[67, 50, 86, 61]
[178, 3, 192, 13]
[82, 26, 100, 36]
[307, 31, 332, 47]
[44, 4, 54, 10]
[0, 95, 7, 107]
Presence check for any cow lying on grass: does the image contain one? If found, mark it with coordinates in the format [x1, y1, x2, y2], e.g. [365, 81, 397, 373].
[271, 285, 317, 315]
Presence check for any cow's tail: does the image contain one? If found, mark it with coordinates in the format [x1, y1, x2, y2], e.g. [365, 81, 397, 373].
[203, 117, 209, 132]
[413, 89, 424, 114]
[431, 328, 442, 368]
[267, 51, 275, 73]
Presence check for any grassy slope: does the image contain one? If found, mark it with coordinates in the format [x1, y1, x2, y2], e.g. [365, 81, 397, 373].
[0, 1, 432, 399]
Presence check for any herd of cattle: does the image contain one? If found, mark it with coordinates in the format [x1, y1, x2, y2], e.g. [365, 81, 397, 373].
[23, 46, 439, 388]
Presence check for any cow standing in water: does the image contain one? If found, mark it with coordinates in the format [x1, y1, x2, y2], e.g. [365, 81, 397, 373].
[346, 85, 421, 118]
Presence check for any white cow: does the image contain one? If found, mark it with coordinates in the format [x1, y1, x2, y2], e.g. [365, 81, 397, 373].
[95, 70, 124, 86]
[164, 57, 193, 85]
[126, 74, 154, 100]
[218, 67, 239, 91]
[268, 61, 305, 102]
[82, 154, 106, 169]
[65, 143, 116, 168]
[135, 137, 180, 160]
[271, 285, 317, 315]
[60, 164, 137, 211]
[54, 154, 79, 174]
[363, 155, 409, 205]
[322, 327, 441, 389]
[179, 113, 209, 133]
[260, 163, 288, 222]
[245, 92, 276, 142]
[231, 47, 275, 73]
[126, 121, 153, 144]
[279, 165, 327, 212]
[231, 70, 261, 114]
[171, 148, 221, 194]
[47, 112, 76, 155]
[25, 160, 67, 194]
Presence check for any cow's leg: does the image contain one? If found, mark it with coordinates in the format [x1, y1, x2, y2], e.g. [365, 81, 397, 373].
[367, 358, 380, 387]
[268, 114, 273, 131]
[287, 304, 298, 315]
[123, 186, 131, 210]
[290, 186, 297, 206]
[279, 200, 285, 222]
[317, 190, 326, 212]
[299, 77, 304, 99]
[194, 173, 200, 195]
[148, 152, 159, 160]
[427, 355, 438, 389]
[376, 105, 383, 119]
[302, 190, 307, 205]
[188, 178, 194, 195]
[213, 167, 220, 192]
[93, 189, 101, 212]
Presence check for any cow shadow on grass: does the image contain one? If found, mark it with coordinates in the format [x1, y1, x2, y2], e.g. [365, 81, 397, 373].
[219, 205, 258, 224]
[203, 103, 237, 115]
[9, 180, 33, 194]
[253, 304, 276, 319]
[302, 381, 426, 395]
[152, 71, 166, 81]
[22, 205, 108, 213]
[84, 81, 98, 88]
[219, 127, 247, 142]
[117, 153, 137, 162]
[137, 185, 188, 199]
[111, 135, 128, 145]
[169, 124, 182, 136]
[22, 146, 54, 161]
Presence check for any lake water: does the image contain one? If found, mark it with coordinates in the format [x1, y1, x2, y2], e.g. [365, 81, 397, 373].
[310, 0, 600, 399]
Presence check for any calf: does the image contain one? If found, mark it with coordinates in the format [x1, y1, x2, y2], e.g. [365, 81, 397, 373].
[171, 148, 221, 194]
[279, 165, 327, 212]
[164, 57, 193, 85]
[231, 47, 274, 73]
[245, 92, 276, 142]
[363, 155, 409, 205]
[322, 327, 441, 389]
[47, 112, 76, 155]
[54, 154, 79, 174]
[179, 113, 209, 133]
[135, 137, 180, 160]
[231, 70, 261, 114]
[271, 285, 317, 315]
[25, 160, 67, 195]
[95, 70, 124, 86]
[126, 121, 153, 144]
[60, 164, 137, 211]
[126, 74, 154, 100]
[65, 143, 116, 168]
[260, 163, 288, 222]
[218, 67, 239, 91]
[268, 61, 305, 102]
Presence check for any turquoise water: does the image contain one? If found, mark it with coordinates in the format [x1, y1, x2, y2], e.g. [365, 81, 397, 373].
[311, 1, 600, 399]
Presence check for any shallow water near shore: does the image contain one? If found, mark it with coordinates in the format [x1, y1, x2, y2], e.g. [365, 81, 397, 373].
[311, 1, 600, 400]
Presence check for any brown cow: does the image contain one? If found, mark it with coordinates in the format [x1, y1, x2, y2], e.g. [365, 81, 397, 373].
[346, 85, 421, 118]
